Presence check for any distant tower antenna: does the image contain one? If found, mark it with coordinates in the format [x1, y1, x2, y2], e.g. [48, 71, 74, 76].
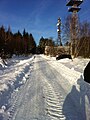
[66, 0, 83, 57]
[57, 17, 62, 46]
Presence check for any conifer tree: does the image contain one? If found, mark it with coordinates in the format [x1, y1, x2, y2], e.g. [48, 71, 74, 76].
[29, 33, 36, 54]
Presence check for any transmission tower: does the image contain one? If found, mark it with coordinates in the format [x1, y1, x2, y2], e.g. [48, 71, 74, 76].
[57, 17, 62, 46]
[66, 0, 83, 57]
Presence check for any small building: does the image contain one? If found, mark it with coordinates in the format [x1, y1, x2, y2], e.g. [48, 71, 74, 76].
[45, 46, 70, 57]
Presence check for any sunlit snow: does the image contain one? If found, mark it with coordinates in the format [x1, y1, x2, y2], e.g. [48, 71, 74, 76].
[0, 54, 90, 120]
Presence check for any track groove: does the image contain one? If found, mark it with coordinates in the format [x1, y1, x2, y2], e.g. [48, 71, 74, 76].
[42, 77, 66, 120]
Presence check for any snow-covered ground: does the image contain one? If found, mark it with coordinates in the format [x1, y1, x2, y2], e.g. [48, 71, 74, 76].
[0, 55, 34, 118]
[0, 54, 90, 120]
[41, 55, 90, 120]
[42, 55, 90, 85]
[0, 55, 34, 92]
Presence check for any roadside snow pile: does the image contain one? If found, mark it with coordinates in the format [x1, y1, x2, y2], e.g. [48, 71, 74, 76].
[41, 55, 90, 85]
[0, 55, 34, 118]
[0, 55, 34, 92]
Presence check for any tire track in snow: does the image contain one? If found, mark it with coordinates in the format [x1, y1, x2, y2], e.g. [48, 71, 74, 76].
[6, 66, 32, 120]
[42, 77, 66, 120]
[7, 57, 47, 120]
[40, 56, 85, 120]
[7, 81, 30, 120]
[36, 56, 66, 120]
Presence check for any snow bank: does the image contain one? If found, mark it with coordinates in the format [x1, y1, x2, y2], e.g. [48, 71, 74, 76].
[41, 55, 90, 86]
[0, 55, 34, 92]
[0, 55, 35, 119]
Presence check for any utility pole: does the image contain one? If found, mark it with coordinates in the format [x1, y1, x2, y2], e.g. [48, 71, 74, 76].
[57, 17, 62, 46]
[66, 0, 83, 57]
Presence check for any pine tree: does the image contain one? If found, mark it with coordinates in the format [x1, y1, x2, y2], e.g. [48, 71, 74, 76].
[29, 33, 36, 54]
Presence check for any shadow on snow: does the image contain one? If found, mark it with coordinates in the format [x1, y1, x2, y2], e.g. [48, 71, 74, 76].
[62, 75, 90, 120]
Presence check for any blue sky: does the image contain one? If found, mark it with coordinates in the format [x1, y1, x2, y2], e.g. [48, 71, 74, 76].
[0, 0, 90, 44]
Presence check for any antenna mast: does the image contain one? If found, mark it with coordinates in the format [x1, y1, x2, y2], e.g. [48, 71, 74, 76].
[57, 17, 62, 46]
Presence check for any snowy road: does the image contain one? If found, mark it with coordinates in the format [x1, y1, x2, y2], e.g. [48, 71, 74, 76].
[5, 55, 90, 120]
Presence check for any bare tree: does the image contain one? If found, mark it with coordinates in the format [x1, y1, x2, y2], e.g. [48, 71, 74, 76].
[76, 21, 90, 57]
[62, 15, 71, 43]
